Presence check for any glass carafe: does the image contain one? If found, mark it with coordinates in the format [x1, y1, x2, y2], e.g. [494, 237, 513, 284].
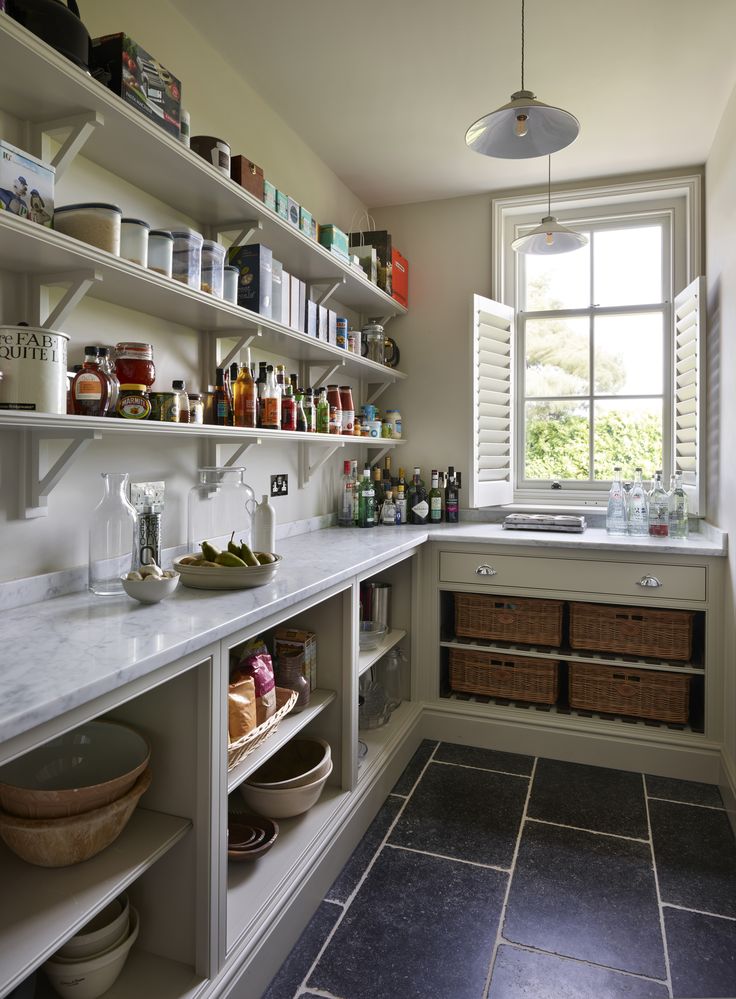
[187, 467, 255, 553]
[89, 472, 138, 595]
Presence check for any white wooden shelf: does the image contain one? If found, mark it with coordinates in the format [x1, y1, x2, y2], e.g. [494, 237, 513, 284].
[357, 701, 422, 784]
[0, 808, 191, 997]
[34, 949, 204, 999]
[358, 628, 407, 676]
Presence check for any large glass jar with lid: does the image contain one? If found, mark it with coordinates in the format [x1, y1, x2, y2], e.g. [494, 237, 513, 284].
[187, 467, 255, 553]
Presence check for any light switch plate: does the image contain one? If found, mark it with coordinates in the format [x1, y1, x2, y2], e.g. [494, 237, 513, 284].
[271, 474, 288, 497]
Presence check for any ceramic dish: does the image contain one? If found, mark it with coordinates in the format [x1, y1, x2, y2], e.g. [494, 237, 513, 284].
[174, 555, 283, 590]
[43, 906, 139, 999]
[240, 761, 333, 819]
[55, 894, 130, 960]
[121, 572, 179, 604]
[226, 814, 278, 861]
[246, 738, 332, 790]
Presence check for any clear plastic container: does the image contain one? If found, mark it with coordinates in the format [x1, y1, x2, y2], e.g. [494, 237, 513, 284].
[120, 218, 150, 266]
[171, 228, 204, 288]
[54, 202, 122, 255]
[187, 467, 255, 552]
[148, 230, 174, 277]
[223, 264, 239, 304]
[201, 240, 225, 296]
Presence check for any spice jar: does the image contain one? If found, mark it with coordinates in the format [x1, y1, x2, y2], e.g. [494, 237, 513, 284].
[148, 230, 174, 277]
[120, 218, 150, 266]
[188, 392, 204, 424]
[171, 228, 204, 288]
[201, 240, 225, 296]
[114, 342, 155, 388]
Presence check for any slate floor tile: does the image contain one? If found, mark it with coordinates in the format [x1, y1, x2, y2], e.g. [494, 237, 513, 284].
[308, 845, 506, 999]
[391, 739, 437, 796]
[326, 795, 403, 903]
[504, 821, 665, 979]
[646, 774, 724, 808]
[488, 944, 669, 999]
[434, 742, 534, 776]
[527, 758, 648, 838]
[649, 799, 736, 916]
[260, 900, 342, 999]
[665, 906, 736, 998]
[389, 760, 528, 868]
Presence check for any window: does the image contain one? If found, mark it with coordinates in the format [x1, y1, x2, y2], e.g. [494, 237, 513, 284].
[471, 175, 704, 512]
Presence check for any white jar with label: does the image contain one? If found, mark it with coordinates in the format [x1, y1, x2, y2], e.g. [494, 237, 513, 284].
[0, 324, 69, 413]
[385, 408, 402, 439]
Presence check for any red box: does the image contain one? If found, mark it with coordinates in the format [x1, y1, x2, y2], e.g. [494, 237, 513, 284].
[391, 247, 408, 308]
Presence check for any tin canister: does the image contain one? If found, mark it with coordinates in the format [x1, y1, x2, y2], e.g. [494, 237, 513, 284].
[149, 391, 180, 422]
[0, 325, 69, 413]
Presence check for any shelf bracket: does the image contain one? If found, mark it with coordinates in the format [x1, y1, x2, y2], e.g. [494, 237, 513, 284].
[32, 111, 104, 182]
[309, 361, 344, 390]
[363, 443, 392, 466]
[365, 380, 393, 406]
[20, 427, 101, 519]
[31, 268, 102, 329]
[219, 332, 259, 371]
[223, 439, 261, 467]
[298, 439, 345, 488]
[308, 277, 346, 308]
[217, 220, 263, 248]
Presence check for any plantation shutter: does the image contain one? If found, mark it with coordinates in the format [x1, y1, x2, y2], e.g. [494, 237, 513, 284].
[470, 294, 515, 508]
[672, 276, 705, 517]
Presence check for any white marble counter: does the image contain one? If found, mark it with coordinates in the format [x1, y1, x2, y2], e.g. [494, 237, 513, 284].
[0, 524, 726, 751]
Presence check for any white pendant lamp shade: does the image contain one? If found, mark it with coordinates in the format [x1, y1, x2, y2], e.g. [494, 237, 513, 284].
[512, 215, 588, 254]
[465, 90, 580, 159]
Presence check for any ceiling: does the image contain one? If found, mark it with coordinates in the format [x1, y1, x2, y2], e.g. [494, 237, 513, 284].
[173, 0, 736, 208]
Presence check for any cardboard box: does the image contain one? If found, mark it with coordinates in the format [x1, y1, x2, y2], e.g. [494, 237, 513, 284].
[299, 207, 313, 238]
[274, 628, 317, 691]
[227, 243, 272, 318]
[327, 309, 337, 346]
[91, 34, 181, 138]
[298, 280, 306, 333]
[289, 274, 301, 330]
[275, 190, 289, 221]
[317, 304, 327, 340]
[349, 229, 392, 294]
[392, 247, 409, 308]
[286, 196, 300, 229]
[230, 155, 264, 200]
[263, 180, 276, 212]
[0, 140, 54, 226]
[271, 259, 284, 326]
[319, 223, 349, 258]
[306, 299, 317, 338]
[279, 268, 291, 326]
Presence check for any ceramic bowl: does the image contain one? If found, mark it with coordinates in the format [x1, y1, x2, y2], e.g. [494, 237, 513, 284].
[55, 894, 130, 960]
[0, 721, 151, 819]
[174, 555, 282, 590]
[227, 813, 279, 861]
[240, 760, 332, 819]
[246, 738, 332, 790]
[121, 572, 179, 604]
[0, 768, 151, 867]
[43, 906, 139, 999]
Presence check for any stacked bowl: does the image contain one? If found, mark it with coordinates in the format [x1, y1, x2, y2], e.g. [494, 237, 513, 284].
[0, 720, 151, 867]
[227, 813, 279, 861]
[240, 737, 333, 819]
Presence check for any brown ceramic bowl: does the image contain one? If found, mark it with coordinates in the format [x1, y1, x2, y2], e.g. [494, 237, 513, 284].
[0, 768, 152, 868]
[0, 721, 151, 819]
[227, 813, 278, 862]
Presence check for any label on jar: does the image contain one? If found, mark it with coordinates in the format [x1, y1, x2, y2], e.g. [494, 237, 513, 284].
[74, 373, 102, 399]
[262, 397, 280, 428]
[342, 410, 354, 434]
[117, 391, 151, 419]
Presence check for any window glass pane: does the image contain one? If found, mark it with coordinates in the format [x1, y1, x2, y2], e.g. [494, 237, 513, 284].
[593, 226, 662, 306]
[526, 317, 590, 397]
[524, 239, 590, 311]
[593, 399, 663, 481]
[525, 400, 590, 480]
[594, 314, 664, 395]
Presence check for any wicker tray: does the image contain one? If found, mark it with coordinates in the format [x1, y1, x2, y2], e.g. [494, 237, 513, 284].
[454, 593, 563, 647]
[449, 648, 559, 704]
[569, 603, 694, 661]
[568, 662, 690, 723]
[227, 687, 298, 771]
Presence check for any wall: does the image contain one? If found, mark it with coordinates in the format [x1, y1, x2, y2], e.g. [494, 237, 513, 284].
[0, 0, 369, 582]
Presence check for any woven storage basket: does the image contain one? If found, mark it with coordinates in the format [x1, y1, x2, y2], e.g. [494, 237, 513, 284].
[227, 687, 298, 770]
[449, 648, 559, 704]
[454, 593, 563, 647]
[568, 662, 690, 723]
[569, 603, 694, 661]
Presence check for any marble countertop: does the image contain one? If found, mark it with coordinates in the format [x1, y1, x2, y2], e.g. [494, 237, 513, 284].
[0, 524, 726, 752]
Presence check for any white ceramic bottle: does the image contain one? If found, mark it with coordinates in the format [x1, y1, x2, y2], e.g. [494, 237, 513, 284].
[253, 494, 276, 554]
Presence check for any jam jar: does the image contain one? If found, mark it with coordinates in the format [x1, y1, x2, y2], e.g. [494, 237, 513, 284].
[115, 342, 155, 388]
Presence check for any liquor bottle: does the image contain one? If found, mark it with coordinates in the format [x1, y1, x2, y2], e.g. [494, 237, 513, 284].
[445, 466, 459, 523]
[213, 367, 230, 426]
[295, 389, 308, 432]
[316, 388, 329, 433]
[626, 467, 648, 536]
[303, 388, 316, 432]
[338, 459, 355, 527]
[668, 471, 689, 538]
[606, 465, 628, 536]
[261, 365, 281, 430]
[281, 384, 297, 431]
[357, 467, 375, 528]
[289, 372, 299, 395]
[275, 364, 286, 393]
[408, 467, 429, 525]
[383, 456, 393, 491]
[256, 361, 268, 428]
[72, 346, 110, 417]
[233, 361, 257, 428]
[381, 490, 397, 526]
[397, 467, 407, 493]
[429, 469, 443, 523]
[648, 470, 669, 537]
[373, 467, 385, 509]
[352, 460, 360, 525]
[395, 484, 407, 525]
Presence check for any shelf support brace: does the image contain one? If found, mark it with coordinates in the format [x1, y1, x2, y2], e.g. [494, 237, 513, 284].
[219, 332, 259, 371]
[309, 361, 344, 390]
[298, 440, 345, 488]
[365, 380, 393, 406]
[223, 439, 261, 467]
[20, 428, 101, 519]
[217, 220, 263, 247]
[364, 443, 392, 466]
[31, 269, 102, 329]
[308, 277, 346, 309]
[32, 111, 104, 182]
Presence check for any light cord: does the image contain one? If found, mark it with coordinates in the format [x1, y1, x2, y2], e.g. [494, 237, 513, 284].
[520, 0, 525, 90]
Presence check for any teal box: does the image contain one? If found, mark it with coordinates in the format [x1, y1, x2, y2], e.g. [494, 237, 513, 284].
[299, 207, 313, 238]
[275, 190, 289, 221]
[263, 180, 276, 212]
[319, 223, 349, 258]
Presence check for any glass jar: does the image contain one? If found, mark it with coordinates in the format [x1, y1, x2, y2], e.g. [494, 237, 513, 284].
[275, 647, 310, 711]
[201, 239, 225, 296]
[377, 646, 407, 712]
[115, 342, 155, 388]
[362, 322, 385, 364]
[88, 472, 137, 595]
[120, 218, 150, 266]
[386, 408, 402, 439]
[171, 228, 204, 288]
[116, 383, 151, 419]
[148, 230, 174, 277]
[187, 467, 255, 552]
[188, 392, 204, 424]
[54, 202, 122, 255]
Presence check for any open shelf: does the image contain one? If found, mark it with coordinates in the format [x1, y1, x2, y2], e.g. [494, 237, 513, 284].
[0, 808, 191, 996]
[358, 701, 421, 783]
[358, 628, 407, 677]
[34, 948, 204, 999]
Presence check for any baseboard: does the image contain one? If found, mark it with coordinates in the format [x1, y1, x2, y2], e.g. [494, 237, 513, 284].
[720, 750, 736, 837]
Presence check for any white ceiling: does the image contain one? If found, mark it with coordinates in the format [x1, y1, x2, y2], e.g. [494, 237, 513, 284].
[173, 0, 736, 208]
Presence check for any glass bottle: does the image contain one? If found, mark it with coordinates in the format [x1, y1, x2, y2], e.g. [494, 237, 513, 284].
[352, 460, 360, 525]
[445, 466, 459, 523]
[97, 347, 119, 416]
[408, 467, 429, 525]
[261, 365, 281, 430]
[648, 470, 669, 537]
[214, 367, 230, 426]
[338, 459, 355, 527]
[378, 646, 407, 711]
[429, 469, 443, 522]
[187, 467, 255, 552]
[172, 379, 190, 423]
[357, 467, 375, 528]
[669, 471, 689, 538]
[395, 484, 407, 525]
[280, 384, 297, 431]
[381, 489, 397, 526]
[316, 387, 330, 433]
[339, 385, 355, 436]
[606, 465, 628, 536]
[72, 346, 110, 417]
[627, 467, 649, 536]
[88, 472, 138, 595]
[326, 384, 342, 435]
[373, 466, 385, 511]
[295, 389, 308, 432]
[303, 388, 316, 432]
[233, 359, 257, 428]
[383, 456, 393, 490]
[276, 647, 310, 711]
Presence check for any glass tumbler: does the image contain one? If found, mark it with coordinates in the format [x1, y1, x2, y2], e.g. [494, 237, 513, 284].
[187, 467, 255, 553]
[89, 472, 138, 595]
[275, 647, 310, 711]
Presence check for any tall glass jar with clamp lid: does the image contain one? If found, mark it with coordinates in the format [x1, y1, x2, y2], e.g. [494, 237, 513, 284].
[187, 467, 255, 553]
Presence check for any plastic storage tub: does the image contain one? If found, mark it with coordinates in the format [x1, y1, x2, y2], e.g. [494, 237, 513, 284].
[223, 264, 239, 304]
[201, 240, 225, 296]
[148, 230, 173, 277]
[54, 203, 122, 254]
[120, 218, 149, 266]
[171, 228, 204, 288]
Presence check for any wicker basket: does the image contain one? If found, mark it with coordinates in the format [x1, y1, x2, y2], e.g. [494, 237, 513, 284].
[449, 648, 559, 704]
[227, 687, 298, 770]
[569, 603, 694, 661]
[568, 662, 690, 723]
[454, 593, 563, 647]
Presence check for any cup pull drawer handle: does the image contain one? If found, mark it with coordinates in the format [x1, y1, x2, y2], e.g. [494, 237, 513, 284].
[637, 575, 662, 588]
[475, 564, 497, 576]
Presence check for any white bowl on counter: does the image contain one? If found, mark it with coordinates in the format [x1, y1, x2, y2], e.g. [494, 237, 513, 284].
[121, 572, 179, 604]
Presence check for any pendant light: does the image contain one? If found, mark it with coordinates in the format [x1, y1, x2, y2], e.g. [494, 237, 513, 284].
[512, 157, 588, 255]
[465, 0, 580, 159]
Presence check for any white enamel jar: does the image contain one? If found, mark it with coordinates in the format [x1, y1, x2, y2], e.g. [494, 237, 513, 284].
[0, 325, 70, 414]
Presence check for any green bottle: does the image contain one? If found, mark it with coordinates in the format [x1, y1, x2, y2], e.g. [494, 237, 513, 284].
[316, 387, 329, 433]
[357, 467, 375, 528]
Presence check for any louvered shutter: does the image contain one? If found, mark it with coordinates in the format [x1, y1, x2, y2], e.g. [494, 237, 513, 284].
[470, 294, 515, 508]
[672, 276, 705, 517]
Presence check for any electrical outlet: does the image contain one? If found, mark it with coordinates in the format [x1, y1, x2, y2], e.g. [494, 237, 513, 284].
[270, 474, 288, 497]
[130, 480, 166, 513]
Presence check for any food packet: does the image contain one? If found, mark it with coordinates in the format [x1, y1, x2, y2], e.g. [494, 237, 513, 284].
[231, 638, 276, 724]
[228, 675, 257, 744]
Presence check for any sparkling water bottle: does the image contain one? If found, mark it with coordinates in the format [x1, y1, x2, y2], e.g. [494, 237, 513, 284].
[627, 467, 649, 536]
[668, 471, 689, 538]
[648, 470, 669, 537]
[606, 466, 628, 536]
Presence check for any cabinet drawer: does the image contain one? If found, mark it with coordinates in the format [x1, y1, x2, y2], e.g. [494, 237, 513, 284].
[439, 552, 706, 602]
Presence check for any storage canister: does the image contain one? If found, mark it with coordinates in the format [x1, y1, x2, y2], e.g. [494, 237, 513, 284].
[201, 239, 225, 297]
[386, 408, 402, 439]
[54, 202, 122, 255]
[120, 218, 150, 266]
[114, 342, 155, 387]
[0, 324, 69, 414]
[171, 228, 204, 288]
[148, 229, 174, 277]
[190, 135, 231, 178]
[223, 265, 239, 304]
